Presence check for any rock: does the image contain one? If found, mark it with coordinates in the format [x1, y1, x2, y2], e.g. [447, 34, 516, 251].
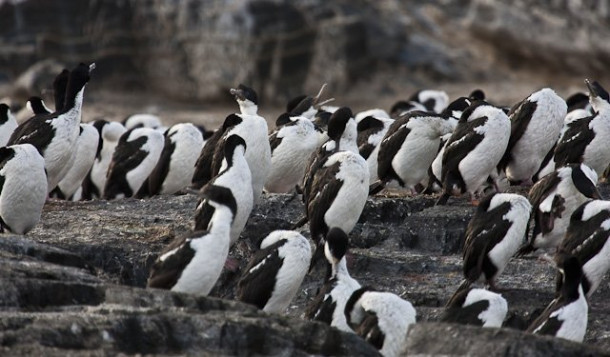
[404, 322, 610, 356]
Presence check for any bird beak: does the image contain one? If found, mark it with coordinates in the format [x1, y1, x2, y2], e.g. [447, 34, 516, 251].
[585, 79, 599, 98]
[230, 88, 246, 101]
[89, 63, 96, 72]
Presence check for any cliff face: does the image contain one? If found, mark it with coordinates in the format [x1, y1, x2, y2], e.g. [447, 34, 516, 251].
[1, 0, 609, 103]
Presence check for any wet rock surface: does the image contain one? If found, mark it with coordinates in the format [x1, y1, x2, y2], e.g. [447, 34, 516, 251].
[0, 188, 609, 355]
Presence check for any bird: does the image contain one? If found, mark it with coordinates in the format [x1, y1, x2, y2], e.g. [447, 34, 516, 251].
[123, 113, 163, 130]
[437, 100, 511, 205]
[285, 83, 334, 120]
[518, 163, 601, 255]
[50, 123, 99, 200]
[409, 89, 450, 113]
[194, 134, 252, 246]
[0, 144, 47, 234]
[25, 96, 53, 117]
[527, 253, 588, 343]
[345, 287, 417, 357]
[356, 115, 394, 185]
[264, 113, 323, 193]
[81, 120, 127, 200]
[557, 199, 610, 298]
[103, 127, 164, 200]
[456, 192, 531, 291]
[354, 108, 390, 122]
[552, 79, 610, 177]
[374, 110, 457, 194]
[147, 184, 237, 295]
[305, 227, 362, 332]
[388, 100, 427, 119]
[193, 85, 271, 206]
[498, 88, 567, 185]
[8, 63, 95, 193]
[441, 286, 508, 328]
[0, 104, 18, 147]
[144, 123, 205, 196]
[236, 230, 311, 314]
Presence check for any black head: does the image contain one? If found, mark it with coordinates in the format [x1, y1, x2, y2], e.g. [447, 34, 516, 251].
[0, 103, 10, 123]
[223, 134, 247, 166]
[586, 79, 610, 102]
[196, 125, 215, 140]
[230, 84, 258, 105]
[327, 107, 353, 141]
[325, 227, 349, 262]
[286, 94, 308, 113]
[63, 63, 94, 111]
[222, 113, 243, 132]
[53, 68, 70, 112]
[469, 89, 486, 101]
[476, 192, 497, 213]
[27, 96, 51, 115]
[566, 92, 590, 112]
[555, 252, 584, 300]
[442, 97, 472, 117]
[313, 109, 332, 129]
[357, 116, 384, 133]
[275, 113, 292, 128]
[389, 100, 415, 117]
[344, 286, 376, 327]
[200, 184, 238, 218]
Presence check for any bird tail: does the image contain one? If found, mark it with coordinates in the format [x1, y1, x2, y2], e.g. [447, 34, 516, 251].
[445, 279, 472, 308]
[368, 180, 385, 196]
[292, 215, 309, 230]
[515, 243, 536, 257]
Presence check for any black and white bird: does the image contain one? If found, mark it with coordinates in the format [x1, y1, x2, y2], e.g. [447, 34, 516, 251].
[25, 96, 53, 117]
[103, 127, 164, 200]
[557, 200, 610, 298]
[552, 80, 610, 178]
[194, 134, 252, 246]
[438, 101, 511, 205]
[518, 163, 601, 255]
[356, 115, 394, 185]
[147, 184, 236, 295]
[409, 89, 450, 113]
[441, 286, 508, 328]
[345, 287, 417, 357]
[145, 123, 205, 196]
[305, 227, 362, 332]
[50, 123, 99, 200]
[388, 100, 427, 119]
[456, 193, 531, 291]
[8, 63, 94, 193]
[527, 253, 588, 343]
[236, 230, 311, 314]
[0, 104, 18, 147]
[123, 113, 163, 130]
[375, 110, 456, 193]
[81, 120, 127, 199]
[198, 85, 270, 205]
[0, 144, 47, 234]
[498, 88, 567, 185]
[264, 113, 323, 193]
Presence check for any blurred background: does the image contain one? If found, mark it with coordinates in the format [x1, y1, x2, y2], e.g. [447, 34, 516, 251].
[0, 0, 609, 126]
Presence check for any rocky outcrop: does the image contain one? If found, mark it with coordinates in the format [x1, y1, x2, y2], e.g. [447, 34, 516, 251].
[1, 0, 609, 103]
[0, 191, 609, 355]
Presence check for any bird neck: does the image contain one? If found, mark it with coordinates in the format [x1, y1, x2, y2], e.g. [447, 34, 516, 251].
[239, 101, 259, 116]
[332, 258, 350, 278]
[209, 206, 234, 237]
[62, 88, 85, 120]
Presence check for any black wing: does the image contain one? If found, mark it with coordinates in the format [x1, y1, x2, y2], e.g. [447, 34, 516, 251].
[357, 116, 386, 148]
[526, 299, 563, 336]
[528, 171, 561, 208]
[498, 99, 537, 172]
[147, 133, 174, 196]
[0, 147, 15, 201]
[7, 115, 57, 155]
[441, 300, 490, 326]
[307, 160, 343, 242]
[377, 117, 409, 185]
[147, 232, 200, 289]
[103, 131, 148, 199]
[553, 116, 595, 168]
[301, 144, 333, 205]
[354, 311, 385, 350]
[191, 130, 223, 189]
[441, 116, 487, 189]
[236, 239, 287, 309]
[193, 196, 215, 231]
[269, 131, 283, 154]
[463, 199, 512, 282]
[304, 278, 337, 323]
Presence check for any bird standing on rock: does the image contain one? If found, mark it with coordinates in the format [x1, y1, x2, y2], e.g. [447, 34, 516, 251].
[236, 230, 311, 314]
[147, 184, 237, 296]
[438, 101, 511, 205]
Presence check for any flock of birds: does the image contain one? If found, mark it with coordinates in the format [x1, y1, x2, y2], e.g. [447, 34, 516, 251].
[1, 62, 610, 356]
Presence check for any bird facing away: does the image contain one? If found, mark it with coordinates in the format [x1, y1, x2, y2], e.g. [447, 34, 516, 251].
[147, 184, 237, 295]
[441, 286, 508, 328]
[527, 253, 588, 343]
[236, 230, 311, 314]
